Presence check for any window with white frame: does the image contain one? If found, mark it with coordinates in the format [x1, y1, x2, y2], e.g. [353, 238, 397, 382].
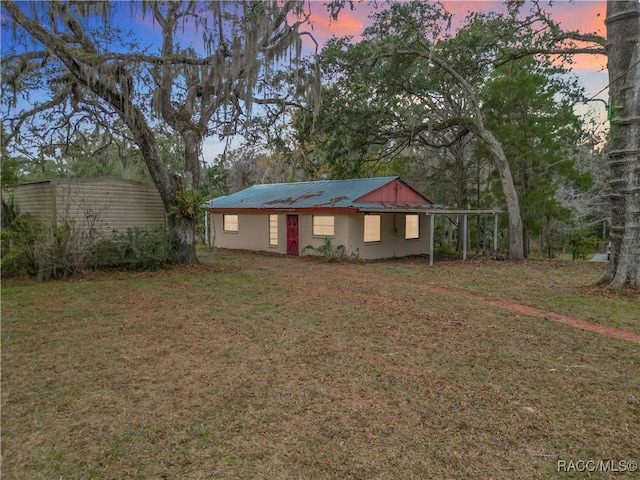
[364, 214, 381, 243]
[405, 214, 419, 239]
[312, 215, 334, 236]
[269, 214, 278, 246]
[223, 214, 238, 232]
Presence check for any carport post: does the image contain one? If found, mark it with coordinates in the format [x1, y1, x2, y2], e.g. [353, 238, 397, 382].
[205, 211, 209, 245]
[493, 213, 498, 254]
[463, 214, 468, 260]
[429, 213, 435, 267]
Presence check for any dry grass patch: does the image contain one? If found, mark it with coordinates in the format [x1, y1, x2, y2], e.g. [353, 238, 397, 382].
[2, 250, 639, 479]
[364, 256, 640, 335]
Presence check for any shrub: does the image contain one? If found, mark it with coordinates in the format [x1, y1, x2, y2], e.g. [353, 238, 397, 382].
[434, 246, 461, 257]
[571, 231, 597, 260]
[90, 227, 176, 271]
[1, 212, 47, 277]
[1, 213, 85, 280]
[36, 221, 80, 281]
[302, 237, 359, 262]
[2, 210, 176, 280]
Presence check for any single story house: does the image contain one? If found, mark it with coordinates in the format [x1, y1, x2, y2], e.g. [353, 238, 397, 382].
[205, 176, 442, 260]
[4, 177, 166, 236]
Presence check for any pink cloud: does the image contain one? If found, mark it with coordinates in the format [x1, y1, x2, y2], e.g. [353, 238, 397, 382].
[305, 1, 607, 46]
[307, 2, 607, 70]
[562, 54, 608, 92]
[126, 0, 608, 82]
[545, 1, 606, 34]
[440, 1, 500, 18]
[307, 9, 371, 46]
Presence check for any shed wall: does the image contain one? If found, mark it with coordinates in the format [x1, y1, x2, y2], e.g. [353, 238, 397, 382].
[6, 178, 165, 236]
[53, 179, 165, 235]
[6, 182, 55, 224]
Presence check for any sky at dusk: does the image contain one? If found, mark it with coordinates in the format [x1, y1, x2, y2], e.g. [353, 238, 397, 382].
[200, 0, 609, 159]
[305, 0, 608, 94]
[2, 1, 610, 160]
[128, 1, 607, 97]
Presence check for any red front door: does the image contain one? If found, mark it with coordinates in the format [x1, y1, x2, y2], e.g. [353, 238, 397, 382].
[286, 215, 299, 256]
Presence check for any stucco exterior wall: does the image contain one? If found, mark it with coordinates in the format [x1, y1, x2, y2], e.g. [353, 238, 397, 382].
[345, 213, 429, 259]
[210, 212, 430, 260]
[297, 214, 351, 254]
[211, 213, 287, 254]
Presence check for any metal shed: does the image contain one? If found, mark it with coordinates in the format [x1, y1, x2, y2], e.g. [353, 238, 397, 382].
[4, 177, 166, 236]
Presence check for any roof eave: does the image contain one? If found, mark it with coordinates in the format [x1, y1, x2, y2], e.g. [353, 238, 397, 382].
[206, 206, 361, 214]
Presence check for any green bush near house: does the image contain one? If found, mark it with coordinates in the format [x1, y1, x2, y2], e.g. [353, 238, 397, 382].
[434, 246, 462, 257]
[302, 237, 359, 262]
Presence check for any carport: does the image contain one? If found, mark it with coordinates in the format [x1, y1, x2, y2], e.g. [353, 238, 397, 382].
[363, 207, 503, 266]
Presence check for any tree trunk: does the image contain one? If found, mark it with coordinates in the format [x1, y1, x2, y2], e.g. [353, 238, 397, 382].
[602, 1, 640, 288]
[169, 216, 198, 265]
[427, 54, 525, 260]
[474, 127, 525, 260]
[456, 215, 464, 252]
[3, 2, 202, 266]
[176, 131, 203, 266]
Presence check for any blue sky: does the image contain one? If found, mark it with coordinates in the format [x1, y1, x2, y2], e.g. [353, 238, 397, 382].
[2, 1, 609, 161]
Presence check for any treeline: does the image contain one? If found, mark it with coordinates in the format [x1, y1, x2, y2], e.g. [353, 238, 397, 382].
[2, 0, 613, 267]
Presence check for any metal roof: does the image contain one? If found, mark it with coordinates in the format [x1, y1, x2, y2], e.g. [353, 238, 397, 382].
[205, 177, 436, 211]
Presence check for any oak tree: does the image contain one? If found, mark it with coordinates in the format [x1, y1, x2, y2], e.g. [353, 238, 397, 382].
[2, 1, 318, 264]
[302, 1, 597, 260]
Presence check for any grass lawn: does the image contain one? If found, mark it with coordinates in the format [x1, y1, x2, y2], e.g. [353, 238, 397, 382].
[2, 250, 639, 479]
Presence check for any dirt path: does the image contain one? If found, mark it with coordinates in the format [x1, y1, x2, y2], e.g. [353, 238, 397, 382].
[418, 283, 640, 344]
[347, 269, 640, 345]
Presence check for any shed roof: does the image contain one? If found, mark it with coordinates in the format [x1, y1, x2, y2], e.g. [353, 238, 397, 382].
[10, 177, 157, 188]
[205, 177, 438, 213]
